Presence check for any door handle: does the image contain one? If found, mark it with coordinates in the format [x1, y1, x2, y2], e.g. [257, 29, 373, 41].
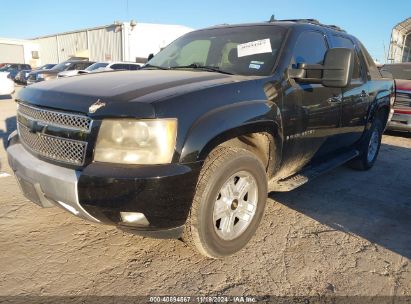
[360, 90, 369, 98]
[327, 97, 342, 103]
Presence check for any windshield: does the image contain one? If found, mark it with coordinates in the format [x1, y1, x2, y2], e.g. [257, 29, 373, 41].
[147, 25, 286, 76]
[51, 62, 72, 72]
[380, 64, 411, 80]
[86, 62, 109, 71]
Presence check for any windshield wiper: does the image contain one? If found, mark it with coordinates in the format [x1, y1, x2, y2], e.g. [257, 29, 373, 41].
[169, 64, 234, 75]
[140, 64, 170, 70]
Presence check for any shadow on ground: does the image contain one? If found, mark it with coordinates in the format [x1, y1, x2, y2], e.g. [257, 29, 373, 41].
[270, 143, 411, 260]
[0, 115, 16, 150]
[385, 130, 411, 139]
[0, 94, 12, 100]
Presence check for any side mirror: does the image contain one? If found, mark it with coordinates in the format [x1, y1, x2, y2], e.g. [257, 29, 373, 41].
[289, 47, 354, 88]
[147, 53, 154, 61]
[322, 48, 354, 87]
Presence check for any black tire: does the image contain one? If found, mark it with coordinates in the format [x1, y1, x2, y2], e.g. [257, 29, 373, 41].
[348, 118, 383, 170]
[183, 147, 268, 258]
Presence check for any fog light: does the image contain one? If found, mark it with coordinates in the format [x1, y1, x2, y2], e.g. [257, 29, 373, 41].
[120, 212, 149, 226]
[57, 201, 79, 215]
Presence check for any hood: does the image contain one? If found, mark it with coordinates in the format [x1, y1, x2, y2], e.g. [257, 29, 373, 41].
[17, 70, 249, 117]
[395, 79, 411, 92]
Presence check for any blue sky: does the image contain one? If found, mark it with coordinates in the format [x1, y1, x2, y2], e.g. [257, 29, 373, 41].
[1, 0, 410, 63]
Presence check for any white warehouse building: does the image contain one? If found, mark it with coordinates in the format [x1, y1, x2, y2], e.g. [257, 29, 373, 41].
[0, 21, 193, 67]
[387, 17, 411, 63]
[0, 38, 39, 67]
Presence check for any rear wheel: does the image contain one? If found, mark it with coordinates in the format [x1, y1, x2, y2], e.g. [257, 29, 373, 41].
[183, 147, 267, 258]
[348, 118, 383, 170]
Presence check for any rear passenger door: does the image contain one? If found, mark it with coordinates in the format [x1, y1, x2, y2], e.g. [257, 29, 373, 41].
[332, 35, 370, 147]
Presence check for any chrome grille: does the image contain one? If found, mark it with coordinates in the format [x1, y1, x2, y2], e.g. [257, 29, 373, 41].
[394, 100, 411, 108]
[16, 103, 91, 166]
[18, 123, 87, 166]
[18, 103, 92, 132]
[395, 92, 411, 108]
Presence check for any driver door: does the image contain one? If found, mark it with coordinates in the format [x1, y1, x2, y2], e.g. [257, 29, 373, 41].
[283, 30, 342, 168]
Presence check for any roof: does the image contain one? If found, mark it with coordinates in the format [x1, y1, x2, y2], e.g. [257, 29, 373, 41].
[274, 19, 346, 32]
[205, 19, 346, 34]
[393, 17, 411, 35]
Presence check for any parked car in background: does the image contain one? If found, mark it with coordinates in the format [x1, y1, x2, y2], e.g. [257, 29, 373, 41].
[77, 61, 141, 75]
[27, 61, 93, 84]
[380, 63, 411, 131]
[37, 63, 57, 71]
[15, 64, 57, 85]
[77, 62, 111, 74]
[0, 72, 14, 95]
[57, 61, 95, 78]
[0, 64, 32, 81]
[14, 70, 31, 84]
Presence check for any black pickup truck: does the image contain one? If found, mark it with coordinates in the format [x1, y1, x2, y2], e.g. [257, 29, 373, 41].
[7, 19, 394, 258]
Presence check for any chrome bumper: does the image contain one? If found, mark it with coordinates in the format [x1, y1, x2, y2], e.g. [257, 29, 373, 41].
[7, 142, 100, 223]
[387, 112, 411, 131]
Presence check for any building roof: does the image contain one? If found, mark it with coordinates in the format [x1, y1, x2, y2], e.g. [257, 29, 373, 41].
[393, 17, 411, 35]
[30, 22, 193, 40]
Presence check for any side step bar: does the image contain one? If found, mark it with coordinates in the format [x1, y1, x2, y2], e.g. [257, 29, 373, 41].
[269, 149, 359, 192]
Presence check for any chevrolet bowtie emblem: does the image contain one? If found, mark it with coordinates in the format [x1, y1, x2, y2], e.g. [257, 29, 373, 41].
[27, 119, 47, 134]
[27, 120, 38, 133]
[89, 99, 106, 114]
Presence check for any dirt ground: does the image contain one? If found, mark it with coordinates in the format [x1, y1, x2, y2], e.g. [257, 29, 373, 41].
[0, 87, 410, 300]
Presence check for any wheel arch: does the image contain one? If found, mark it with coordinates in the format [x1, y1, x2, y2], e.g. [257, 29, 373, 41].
[179, 100, 283, 178]
[367, 83, 394, 129]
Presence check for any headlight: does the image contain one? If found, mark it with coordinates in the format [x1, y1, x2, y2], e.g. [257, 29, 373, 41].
[94, 118, 177, 165]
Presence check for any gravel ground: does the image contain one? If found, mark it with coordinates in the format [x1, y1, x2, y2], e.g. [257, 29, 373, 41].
[0, 88, 410, 300]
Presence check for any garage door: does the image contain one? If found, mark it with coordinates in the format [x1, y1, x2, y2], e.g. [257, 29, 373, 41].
[0, 43, 24, 63]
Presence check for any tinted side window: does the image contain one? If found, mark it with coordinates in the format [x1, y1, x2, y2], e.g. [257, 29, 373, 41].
[75, 63, 91, 70]
[293, 31, 328, 66]
[332, 35, 362, 80]
[292, 31, 328, 79]
[111, 64, 125, 70]
[67, 63, 76, 70]
[359, 42, 381, 79]
[79, 63, 89, 70]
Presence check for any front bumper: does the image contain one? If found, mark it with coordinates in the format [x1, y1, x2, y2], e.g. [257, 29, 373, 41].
[7, 135, 202, 237]
[7, 142, 100, 223]
[387, 111, 411, 132]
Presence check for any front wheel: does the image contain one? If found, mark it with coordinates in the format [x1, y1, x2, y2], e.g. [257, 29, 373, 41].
[183, 147, 268, 258]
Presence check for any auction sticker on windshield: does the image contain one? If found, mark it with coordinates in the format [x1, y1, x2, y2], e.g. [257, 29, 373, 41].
[237, 38, 272, 57]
